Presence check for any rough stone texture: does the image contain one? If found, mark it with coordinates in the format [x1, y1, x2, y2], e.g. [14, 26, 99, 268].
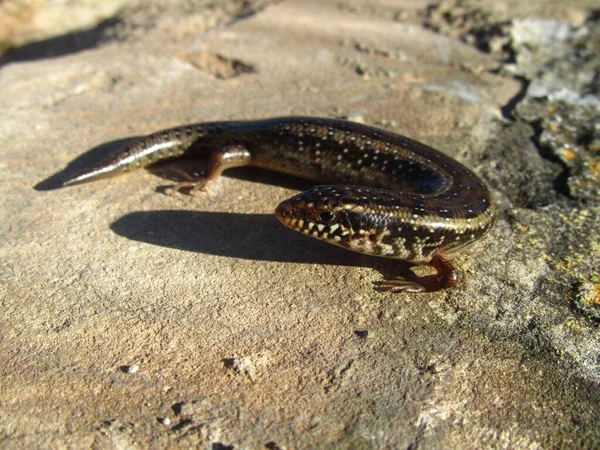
[0, 0, 599, 448]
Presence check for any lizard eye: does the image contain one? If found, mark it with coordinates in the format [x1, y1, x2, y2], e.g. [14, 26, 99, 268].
[318, 211, 336, 223]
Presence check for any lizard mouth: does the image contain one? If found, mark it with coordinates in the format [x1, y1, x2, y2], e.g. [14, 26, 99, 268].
[275, 200, 304, 229]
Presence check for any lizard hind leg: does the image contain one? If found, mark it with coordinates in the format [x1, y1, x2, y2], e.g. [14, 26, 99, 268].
[168, 145, 252, 194]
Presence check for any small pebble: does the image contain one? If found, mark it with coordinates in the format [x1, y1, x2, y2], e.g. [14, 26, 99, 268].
[158, 417, 171, 426]
[119, 364, 139, 374]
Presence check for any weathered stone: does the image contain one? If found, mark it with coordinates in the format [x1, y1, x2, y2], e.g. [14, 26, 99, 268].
[0, 0, 598, 448]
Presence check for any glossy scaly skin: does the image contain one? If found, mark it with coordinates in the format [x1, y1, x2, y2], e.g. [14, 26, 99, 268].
[62, 117, 495, 292]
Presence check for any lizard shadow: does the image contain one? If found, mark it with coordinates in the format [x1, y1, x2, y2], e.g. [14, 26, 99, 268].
[110, 210, 416, 280]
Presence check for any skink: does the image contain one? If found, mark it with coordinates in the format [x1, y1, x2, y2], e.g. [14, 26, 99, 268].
[62, 117, 495, 292]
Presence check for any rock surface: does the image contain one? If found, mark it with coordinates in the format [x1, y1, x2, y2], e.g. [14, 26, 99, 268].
[0, 0, 598, 448]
